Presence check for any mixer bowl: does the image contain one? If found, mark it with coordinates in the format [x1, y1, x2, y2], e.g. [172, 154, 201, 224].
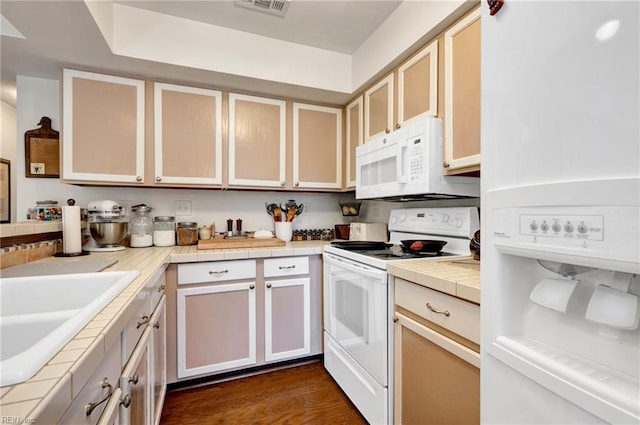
[89, 222, 129, 247]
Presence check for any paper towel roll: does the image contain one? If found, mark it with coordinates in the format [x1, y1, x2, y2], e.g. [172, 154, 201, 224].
[62, 206, 82, 254]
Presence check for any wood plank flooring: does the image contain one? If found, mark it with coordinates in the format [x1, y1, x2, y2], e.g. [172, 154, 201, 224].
[160, 361, 368, 425]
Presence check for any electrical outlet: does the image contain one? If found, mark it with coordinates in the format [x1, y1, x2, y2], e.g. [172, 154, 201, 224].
[174, 200, 192, 216]
[372, 203, 380, 217]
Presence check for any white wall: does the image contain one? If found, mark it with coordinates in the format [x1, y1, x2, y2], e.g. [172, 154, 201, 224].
[14, 76, 346, 231]
[1, 101, 17, 222]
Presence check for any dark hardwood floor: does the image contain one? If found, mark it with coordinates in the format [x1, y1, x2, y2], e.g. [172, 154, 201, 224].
[160, 361, 368, 425]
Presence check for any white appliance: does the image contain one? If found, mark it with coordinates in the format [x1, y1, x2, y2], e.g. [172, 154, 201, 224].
[355, 116, 479, 200]
[482, 1, 640, 424]
[323, 207, 479, 425]
[349, 222, 388, 242]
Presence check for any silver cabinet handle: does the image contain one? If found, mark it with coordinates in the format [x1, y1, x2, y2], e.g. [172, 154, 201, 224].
[294, 182, 300, 187]
[426, 303, 450, 317]
[249, 284, 255, 290]
[209, 269, 229, 275]
[129, 373, 139, 385]
[136, 314, 150, 329]
[158, 284, 165, 292]
[443, 162, 450, 168]
[385, 128, 391, 134]
[154, 321, 160, 329]
[85, 378, 113, 416]
[136, 176, 142, 182]
[280, 181, 285, 187]
[266, 283, 272, 289]
[156, 176, 161, 182]
[121, 394, 132, 408]
[395, 123, 401, 129]
[278, 265, 296, 270]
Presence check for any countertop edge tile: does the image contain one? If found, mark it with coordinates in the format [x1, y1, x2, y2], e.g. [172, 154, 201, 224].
[69, 334, 105, 399]
[29, 372, 72, 425]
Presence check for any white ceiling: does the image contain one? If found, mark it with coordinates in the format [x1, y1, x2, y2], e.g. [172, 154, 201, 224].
[0, 0, 472, 105]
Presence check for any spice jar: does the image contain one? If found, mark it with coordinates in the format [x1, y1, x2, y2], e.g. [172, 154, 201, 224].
[153, 216, 176, 246]
[130, 205, 153, 247]
[177, 222, 199, 246]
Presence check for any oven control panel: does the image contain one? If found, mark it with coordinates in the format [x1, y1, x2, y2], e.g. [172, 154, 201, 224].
[388, 207, 479, 238]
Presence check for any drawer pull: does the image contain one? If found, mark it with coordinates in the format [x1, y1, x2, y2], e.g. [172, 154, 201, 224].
[136, 314, 150, 329]
[426, 303, 450, 317]
[85, 378, 113, 416]
[278, 265, 296, 270]
[121, 394, 132, 408]
[209, 269, 229, 275]
[158, 284, 166, 292]
[129, 373, 139, 385]
[249, 284, 255, 290]
[266, 283, 272, 289]
[154, 321, 160, 329]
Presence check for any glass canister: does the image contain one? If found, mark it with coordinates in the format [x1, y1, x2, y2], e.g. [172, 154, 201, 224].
[130, 204, 153, 247]
[153, 216, 176, 247]
[177, 222, 199, 246]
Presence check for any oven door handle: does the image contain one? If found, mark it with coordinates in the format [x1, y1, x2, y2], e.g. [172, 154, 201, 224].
[324, 253, 386, 280]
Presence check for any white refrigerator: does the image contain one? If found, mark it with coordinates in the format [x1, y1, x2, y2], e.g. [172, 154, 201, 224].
[481, 1, 639, 424]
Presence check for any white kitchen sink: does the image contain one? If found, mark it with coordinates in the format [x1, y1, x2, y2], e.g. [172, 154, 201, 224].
[0, 270, 139, 387]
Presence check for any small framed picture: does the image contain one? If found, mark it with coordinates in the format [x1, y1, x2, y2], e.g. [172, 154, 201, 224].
[0, 158, 10, 223]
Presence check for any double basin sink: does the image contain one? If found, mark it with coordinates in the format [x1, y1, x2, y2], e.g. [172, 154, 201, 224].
[0, 270, 139, 387]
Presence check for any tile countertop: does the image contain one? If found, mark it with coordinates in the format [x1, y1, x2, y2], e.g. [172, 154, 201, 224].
[0, 240, 328, 423]
[387, 257, 481, 304]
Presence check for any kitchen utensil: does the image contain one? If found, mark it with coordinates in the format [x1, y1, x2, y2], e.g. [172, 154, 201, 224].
[273, 207, 282, 222]
[89, 222, 129, 247]
[400, 239, 447, 253]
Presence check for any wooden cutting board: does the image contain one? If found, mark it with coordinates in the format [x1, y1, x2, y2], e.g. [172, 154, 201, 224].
[197, 237, 286, 250]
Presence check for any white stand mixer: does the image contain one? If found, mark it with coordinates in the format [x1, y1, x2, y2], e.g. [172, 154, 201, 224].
[83, 200, 129, 252]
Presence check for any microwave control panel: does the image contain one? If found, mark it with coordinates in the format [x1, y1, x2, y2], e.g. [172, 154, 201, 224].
[407, 137, 425, 181]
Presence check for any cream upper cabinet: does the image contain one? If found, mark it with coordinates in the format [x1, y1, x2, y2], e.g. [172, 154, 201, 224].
[292, 102, 342, 190]
[62, 69, 145, 184]
[444, 8, 481, 173]
[397, 40, 438, 125]
[228, 93, 286, 188]
[364, 74, 394, 141]
[153, 83, 222, 186]
[345, 96, 363, 188]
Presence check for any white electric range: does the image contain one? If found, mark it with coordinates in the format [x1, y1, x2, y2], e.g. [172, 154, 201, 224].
[322, 207, 479, 424]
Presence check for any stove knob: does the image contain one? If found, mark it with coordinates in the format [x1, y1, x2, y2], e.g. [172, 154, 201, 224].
[442, 213, 450, 223]
[454, 218, 464, 228]
[390, 216, 398, 224]
[399, 214, 407, 222]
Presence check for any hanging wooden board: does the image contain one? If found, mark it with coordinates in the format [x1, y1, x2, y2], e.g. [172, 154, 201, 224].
[197, 237, 286, 250]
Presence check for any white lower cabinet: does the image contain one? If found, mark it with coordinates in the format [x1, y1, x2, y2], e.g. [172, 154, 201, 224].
[150, 296, 167, 425]
[120, 328, 152, 425]
[175, 256, 319, 380]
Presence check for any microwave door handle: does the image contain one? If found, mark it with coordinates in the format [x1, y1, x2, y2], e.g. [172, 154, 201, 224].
[396, 138, 408, 183]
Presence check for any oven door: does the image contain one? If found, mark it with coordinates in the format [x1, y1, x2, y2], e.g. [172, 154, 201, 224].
[323, 252, 388, 385]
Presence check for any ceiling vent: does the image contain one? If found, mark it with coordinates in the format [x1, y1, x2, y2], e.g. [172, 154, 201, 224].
[235, 0, 291, 17]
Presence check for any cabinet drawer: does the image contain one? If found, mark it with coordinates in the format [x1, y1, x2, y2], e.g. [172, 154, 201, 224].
[59, 339, 121, 425]
[264, 256, 309, 277]
[178, 260, 256, 284]
[122, 294, 151, 365]
[395, 278, 479, 344]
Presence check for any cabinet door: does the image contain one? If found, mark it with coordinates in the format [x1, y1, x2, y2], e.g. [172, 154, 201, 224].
[62, 69, 145, 183]
[398, 40, 438, 125]
[394, 312, 480, 425]
[150, 296, 166, 425]
[153, 83, 222, 185]
[264, 277, 310, 362]
[120, 328, 152, 425]
[364, 73, 394, 141]
[177, 282, 256, 377]
[228, 93, 286, 187]
[444, 8, 481, 172]
[292, 103, 342, 189]
[345, 96, 363, 189]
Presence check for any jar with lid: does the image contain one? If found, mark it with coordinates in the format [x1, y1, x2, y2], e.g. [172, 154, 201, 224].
[153, 216, 176, 246]
[177, 222, 199, 246]
[130, 204, 153, 247]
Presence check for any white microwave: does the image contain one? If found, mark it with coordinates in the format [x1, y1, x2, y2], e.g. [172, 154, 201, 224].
[355, 117, 480, 200]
